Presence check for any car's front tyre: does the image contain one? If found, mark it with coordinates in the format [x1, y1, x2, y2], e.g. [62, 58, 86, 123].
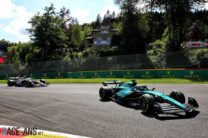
[169, 91, 185, 104]
[7, 80, 15, 87]
[140, 94, 155, 113]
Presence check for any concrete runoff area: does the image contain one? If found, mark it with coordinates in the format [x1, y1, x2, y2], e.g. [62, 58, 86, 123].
[0, 84, 207, 138]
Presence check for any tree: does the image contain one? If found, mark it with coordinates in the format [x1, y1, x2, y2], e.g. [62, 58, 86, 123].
[103, 10, 117, 24]
[186, 20, 206, 41]
[28, 4, 68, 60]
[144, 0, 207, 51]
[70, 23, 93, 51]
[59, 7, 79, 48]
[93, 14, 102, 28]
[146, 12, 166, 42]
[71, 24, 83, 47]
[7, 42, 36, 64]
[0, 39, 13, 52]
[115, 0, 146, 54]
[103, 10, 111, 24]
[112, 11, 116, 19]
[59, 7, 72, 29]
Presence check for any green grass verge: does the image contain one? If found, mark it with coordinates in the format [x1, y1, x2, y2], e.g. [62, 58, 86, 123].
[1, 78, 208, 84]
[0, 80, 7, 84]
[47, 78, 208, 84]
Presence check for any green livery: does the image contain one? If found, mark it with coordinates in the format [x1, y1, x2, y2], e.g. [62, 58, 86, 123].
[99, 80, 199, 115]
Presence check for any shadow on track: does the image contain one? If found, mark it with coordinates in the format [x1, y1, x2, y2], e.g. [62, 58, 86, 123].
[141, 111, 200, 121]
[100, 99, 200, 120]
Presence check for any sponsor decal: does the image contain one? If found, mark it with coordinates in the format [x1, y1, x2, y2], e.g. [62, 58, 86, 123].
[0, 57, 5, 63]
[141, 71, 153, 78]
[184, 71, 199, 79]
[162, 71, 175, 78]
[0, 125, 90, 138]
[0, 127, 43, 137]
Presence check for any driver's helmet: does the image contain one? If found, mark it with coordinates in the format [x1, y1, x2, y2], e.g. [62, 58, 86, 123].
[132, 80, 137, 86]
[40, 79, 46, 83]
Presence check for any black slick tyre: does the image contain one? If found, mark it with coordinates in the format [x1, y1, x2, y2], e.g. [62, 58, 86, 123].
[140, 94, 155, 113]
[99, 87, 113, 101]
[7, 81, 14, 87]
[169, 91, 185, 104]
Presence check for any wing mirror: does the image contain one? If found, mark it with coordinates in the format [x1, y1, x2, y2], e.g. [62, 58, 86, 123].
[152, 88, 156, 91]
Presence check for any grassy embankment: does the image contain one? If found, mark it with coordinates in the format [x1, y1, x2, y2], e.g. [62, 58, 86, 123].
[1, 78, 208, 84]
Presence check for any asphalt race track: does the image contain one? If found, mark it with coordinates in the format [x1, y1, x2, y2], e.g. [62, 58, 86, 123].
[0, 84, 207, 138]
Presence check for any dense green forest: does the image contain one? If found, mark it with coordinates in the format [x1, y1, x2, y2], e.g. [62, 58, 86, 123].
[1, 0, 208, 68]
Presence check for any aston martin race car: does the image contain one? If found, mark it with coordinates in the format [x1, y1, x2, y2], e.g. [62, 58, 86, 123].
[99, 80, 199, 115]
[7, 76, 49, 87]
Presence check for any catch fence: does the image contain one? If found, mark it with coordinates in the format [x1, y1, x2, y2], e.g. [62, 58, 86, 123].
[0, 51, 207, 79]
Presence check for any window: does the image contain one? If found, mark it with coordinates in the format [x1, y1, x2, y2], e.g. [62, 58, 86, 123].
[94, 37, 111, 45]
[101, 30, 109, 34]
[101, 40, 110, 45]
[94, 37, 102, 45]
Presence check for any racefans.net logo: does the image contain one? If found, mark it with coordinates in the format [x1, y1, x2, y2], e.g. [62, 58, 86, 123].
[1, 127, 44, 136]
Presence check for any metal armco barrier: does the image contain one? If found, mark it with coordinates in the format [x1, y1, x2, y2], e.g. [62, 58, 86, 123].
[1, 69, 207, 80]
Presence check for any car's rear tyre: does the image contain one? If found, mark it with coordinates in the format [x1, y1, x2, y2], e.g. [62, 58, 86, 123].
[140, 94, 155, 113]
[7, 81, 14, 86]
[99, 87, 113, 101]
[169, 91, 185, 104]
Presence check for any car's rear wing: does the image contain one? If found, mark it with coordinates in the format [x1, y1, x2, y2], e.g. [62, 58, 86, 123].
[9, 77, 20, 80]
[102, 80, 123, 86]
[9, 75, 28, 79]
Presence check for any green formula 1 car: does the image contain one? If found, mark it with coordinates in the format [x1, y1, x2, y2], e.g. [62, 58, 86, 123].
[99, 80, 199, 115]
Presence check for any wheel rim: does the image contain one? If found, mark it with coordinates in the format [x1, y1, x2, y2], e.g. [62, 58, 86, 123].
[141, 97, 149, 112]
